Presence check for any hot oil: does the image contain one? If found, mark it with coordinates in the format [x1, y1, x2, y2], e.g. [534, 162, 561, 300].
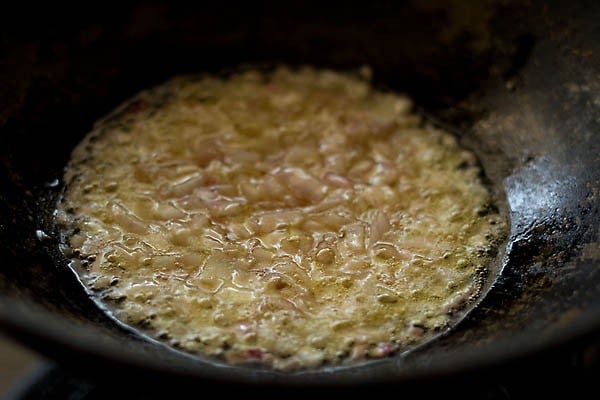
[54, 66, 508, 371]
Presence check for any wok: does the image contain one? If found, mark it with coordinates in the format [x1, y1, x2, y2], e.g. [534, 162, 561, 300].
[1, 0, 599, 396]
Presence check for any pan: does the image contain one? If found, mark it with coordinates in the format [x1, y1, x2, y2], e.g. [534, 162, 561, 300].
[1, 0, 599, 396]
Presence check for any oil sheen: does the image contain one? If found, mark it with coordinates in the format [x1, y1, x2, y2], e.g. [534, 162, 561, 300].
[55, 66, 507, 371]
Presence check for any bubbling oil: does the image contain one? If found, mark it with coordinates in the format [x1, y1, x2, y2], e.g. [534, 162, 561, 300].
[55, 66, 507, 371]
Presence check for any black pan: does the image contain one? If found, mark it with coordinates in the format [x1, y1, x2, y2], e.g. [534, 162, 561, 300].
[1, 0, 599, 396]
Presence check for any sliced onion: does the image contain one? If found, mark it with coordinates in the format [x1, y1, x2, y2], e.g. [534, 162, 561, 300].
[276, 168, 328, 204]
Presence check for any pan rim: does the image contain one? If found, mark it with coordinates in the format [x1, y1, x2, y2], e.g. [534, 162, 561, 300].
[1, 291, 600, 387]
